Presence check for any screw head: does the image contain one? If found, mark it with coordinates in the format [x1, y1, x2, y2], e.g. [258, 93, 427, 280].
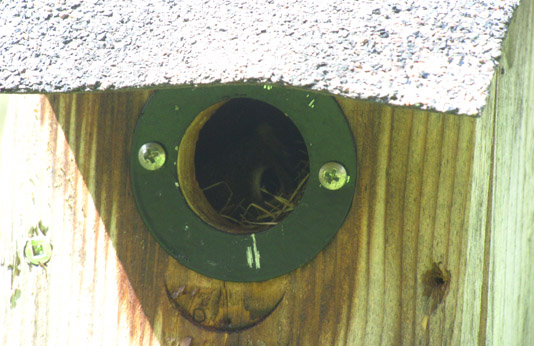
[24, 236, 52, 266]
[138, 142, 166, 170]
[319, 162, 348, 190]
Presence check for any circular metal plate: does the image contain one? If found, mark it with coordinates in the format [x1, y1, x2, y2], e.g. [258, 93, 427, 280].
[130, 85, 356, 282]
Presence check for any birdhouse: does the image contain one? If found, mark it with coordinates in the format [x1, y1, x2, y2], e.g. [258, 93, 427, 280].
[1, 0, 533, 345]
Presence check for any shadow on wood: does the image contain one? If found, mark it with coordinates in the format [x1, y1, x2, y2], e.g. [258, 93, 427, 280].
[38, 90, 478, 345]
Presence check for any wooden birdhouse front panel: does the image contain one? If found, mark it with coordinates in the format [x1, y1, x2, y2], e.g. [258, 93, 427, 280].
[1, 0, 533, 345]
[2, 90, 491, 345]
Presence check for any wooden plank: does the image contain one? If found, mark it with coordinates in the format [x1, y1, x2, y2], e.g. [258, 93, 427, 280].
[0, 92, 159, 346]
[454, 74, 496, 346]
[1, 89, 483, 345]
[483, 0, 534, 344]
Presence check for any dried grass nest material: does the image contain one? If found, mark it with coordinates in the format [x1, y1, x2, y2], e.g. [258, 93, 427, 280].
[202, 163, 309, 231]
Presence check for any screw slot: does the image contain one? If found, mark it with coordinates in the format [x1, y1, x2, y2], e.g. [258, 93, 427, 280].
[138, 142, 166, 170]
[32, 244, 44, 255]
[319, 162, 348, 190]
[24, 236, 52, 266]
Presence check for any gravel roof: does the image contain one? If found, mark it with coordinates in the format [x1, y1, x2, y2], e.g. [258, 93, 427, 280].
[0, 0, 519, 115]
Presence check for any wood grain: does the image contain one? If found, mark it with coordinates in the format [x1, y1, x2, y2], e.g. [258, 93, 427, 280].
[482, 0, 534, 344]
[2, 1, 533, 344]
[1, 88, 488, 345]
[5, 2, 534, 335]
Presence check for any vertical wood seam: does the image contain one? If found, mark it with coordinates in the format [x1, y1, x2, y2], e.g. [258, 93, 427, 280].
[477, 71, 499, 346]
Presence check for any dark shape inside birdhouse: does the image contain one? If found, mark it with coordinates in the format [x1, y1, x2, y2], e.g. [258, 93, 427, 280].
[178, 98, 309, 234]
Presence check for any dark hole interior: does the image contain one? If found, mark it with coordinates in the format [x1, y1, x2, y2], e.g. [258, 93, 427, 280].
[433, 276, 445, 286]
[194, 98, 309, 233]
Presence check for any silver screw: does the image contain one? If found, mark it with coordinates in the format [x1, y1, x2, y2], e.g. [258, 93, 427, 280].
[319, 162, 348, 190]
[24, 236, 52, 266]
[138, 142, 166, 170]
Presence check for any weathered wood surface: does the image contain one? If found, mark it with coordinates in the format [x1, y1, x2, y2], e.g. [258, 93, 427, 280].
[1, 89, 485, 345]
[482, 0, 534, 343]
[1, 1, 533, 339]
